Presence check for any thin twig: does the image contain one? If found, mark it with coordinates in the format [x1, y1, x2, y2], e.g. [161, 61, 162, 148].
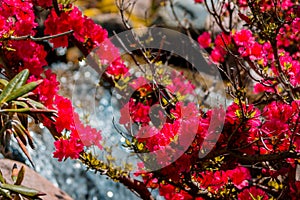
[7, 30, 74, 42]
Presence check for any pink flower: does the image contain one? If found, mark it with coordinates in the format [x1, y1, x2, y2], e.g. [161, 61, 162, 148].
[210, 47, 225, 63]
[233, 29, 253, 46]
[253, 80, 276, 94]
[197, 32, 211, 48]
[166, 71, 195, 96]
[129, 77, 148, 90]
[72, 113, 102, 149]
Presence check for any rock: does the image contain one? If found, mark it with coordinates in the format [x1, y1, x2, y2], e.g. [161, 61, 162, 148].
[0, 159, 73, 200]
[156, 0, 210, 30]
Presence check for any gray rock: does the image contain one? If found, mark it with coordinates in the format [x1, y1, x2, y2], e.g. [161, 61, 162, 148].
[0, 158, 73, 200]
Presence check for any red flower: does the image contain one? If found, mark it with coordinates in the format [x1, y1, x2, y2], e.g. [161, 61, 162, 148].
[159, 183, 193, 200]
[44, 10, 70, 48]
[226, 166, 250, 189]
[106, 59, 129, 79]
[53, 137, 84, 161]
[28, 70, 60, 107]
[210, 47, 225, 63]
[215, 32, 231, 48]
[54, 95, 74, 133]
[197, 170, 228, 193]
[45, 7, 108, 49]
[238, 187, 268, 200]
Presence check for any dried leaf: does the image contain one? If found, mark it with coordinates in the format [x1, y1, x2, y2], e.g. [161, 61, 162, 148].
[15, 166, 25, 185]
[14, 136, 34, 167]
[13, 120, 34, 149]
[13, 126, 27, 146]
[17, 113, 28, 131]
[11, 163, 18, 183]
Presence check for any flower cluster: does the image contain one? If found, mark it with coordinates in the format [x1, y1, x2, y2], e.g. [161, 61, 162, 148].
[0, 0, 110, 161]
[1, 0, 300, 199]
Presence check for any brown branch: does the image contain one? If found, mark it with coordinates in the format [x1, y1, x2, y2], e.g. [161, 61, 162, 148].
[6, 30, 74, 42]
[80, 152, 154, 200]
[119, 176, 155, 200]
[198, 148, 300, 164]
[229, 150, 300, 164]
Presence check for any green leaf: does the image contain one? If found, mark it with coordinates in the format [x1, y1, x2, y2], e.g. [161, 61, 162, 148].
[0, 170, 6, 184]
[0, 183, 45, 197]
[0, 187, 12, 199]
[0, 79, 8, 87]
[11, 101, 29, 108]
[6, 80, 42, 103]
[0, 69, 30, 105]
[0, 108, 57, 113]
[0, 108, 31, 113]
[25, 99, 46, 109]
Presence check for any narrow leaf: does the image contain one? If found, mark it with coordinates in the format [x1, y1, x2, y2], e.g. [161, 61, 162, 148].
[15, 166, 25, 185]
[17, 113, 28, 130]
[0, 183, 45, 197]
[6, 80, 42, 103]
[0, 108, 57, 113]
[25, 99, 46, 109]
[0, 170, 6, 184]
[13, 126, 27, 146]
[13, 120, 34, 149]
[0, 187, 12, 199]
[12, 101, 29, 109]
[11, 164, 18, 183]
[0, 79, 8, 87]
[14, 136, 34, 167]
[0, 69, 29, 105]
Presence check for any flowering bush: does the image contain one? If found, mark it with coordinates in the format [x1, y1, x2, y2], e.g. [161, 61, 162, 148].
[0, 0, 299, 200]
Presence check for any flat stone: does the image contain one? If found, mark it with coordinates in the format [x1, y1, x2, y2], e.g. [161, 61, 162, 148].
[0, 159, 73, 200]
